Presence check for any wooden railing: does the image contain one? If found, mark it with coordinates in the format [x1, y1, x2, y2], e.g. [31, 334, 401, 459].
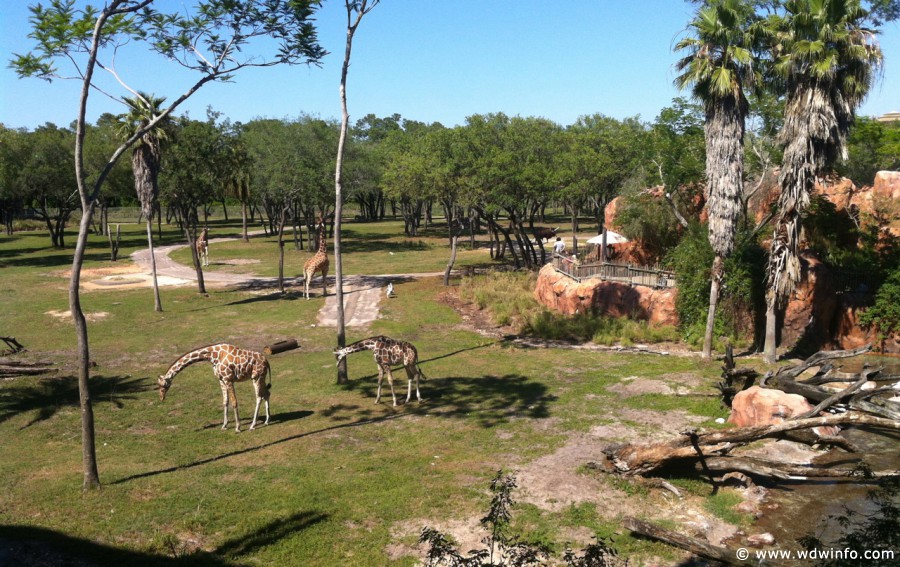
[551, 254, 677, 289]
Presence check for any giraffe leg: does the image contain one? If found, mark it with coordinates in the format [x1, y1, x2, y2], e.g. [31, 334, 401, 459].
[321, 269, 327, 297]
[250, 378, 270, 429]
[386, 367, 398, 407]
[405, 365, 422, 403]
[230, 384, 241, 432]
[304, 273, 310, 300]
[375, 366, 384, 404]
[220, 381, 230, 430]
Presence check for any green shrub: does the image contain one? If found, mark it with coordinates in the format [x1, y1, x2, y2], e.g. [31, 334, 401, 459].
[666, 223, 764, 349]
[859, 266, 900, 342]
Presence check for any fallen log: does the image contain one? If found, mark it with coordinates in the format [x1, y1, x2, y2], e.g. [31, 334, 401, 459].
[263, 339, 300, 355]
[702, 457, 899, 480]
[1, 336, 25, 355]
[604, 413, 900, 476]
[0, 360, 56, 377]
[624, 517, 769, 567]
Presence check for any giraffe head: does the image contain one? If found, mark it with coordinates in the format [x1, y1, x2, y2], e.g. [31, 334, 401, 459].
[333, 348, 346, 366]
[158, 374, 173, 401]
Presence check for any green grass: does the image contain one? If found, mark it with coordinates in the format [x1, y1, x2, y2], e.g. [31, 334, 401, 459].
[0, 218, 734, 566]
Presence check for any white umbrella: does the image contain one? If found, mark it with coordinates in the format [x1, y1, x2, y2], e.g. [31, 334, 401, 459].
[586, 230, 628, 245]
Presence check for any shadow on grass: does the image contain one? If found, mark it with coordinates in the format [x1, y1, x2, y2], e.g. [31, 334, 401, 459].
[110, 411, 410, 486]
[0, 374, 147, 429]
[198, 410, 314, 430]
[340, 373, 555, 428]
[0, 510, 328, 566]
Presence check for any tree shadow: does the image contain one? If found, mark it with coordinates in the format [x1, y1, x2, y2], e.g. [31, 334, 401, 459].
[214, 510, 328, 558]
[198, 410, 314, 430]
[110, 411, 410, 486]
[0, 374, 148, 428]
[340, 373, 555, 428]
[0, 510, 327, 566]
[0, 250, 111, 269]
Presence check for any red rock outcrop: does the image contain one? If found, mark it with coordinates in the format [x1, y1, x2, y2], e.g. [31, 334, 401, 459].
[781, 251, 838, 351]
[829, 293, 900, 354]
[728, 386, 838, 435]
[533, 264, 678, 326]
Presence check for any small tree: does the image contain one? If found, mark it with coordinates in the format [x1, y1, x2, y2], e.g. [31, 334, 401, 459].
[334, 0, 380, 384]
[12, 0, 325, 490]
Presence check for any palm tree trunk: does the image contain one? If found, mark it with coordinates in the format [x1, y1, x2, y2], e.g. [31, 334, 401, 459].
[146, 220, 163, 312]
[764, 298, 778, 364]
[702, 255, 724, 360]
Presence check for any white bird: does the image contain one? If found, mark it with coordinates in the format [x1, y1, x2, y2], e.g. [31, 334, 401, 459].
[386, 282, 395, 298]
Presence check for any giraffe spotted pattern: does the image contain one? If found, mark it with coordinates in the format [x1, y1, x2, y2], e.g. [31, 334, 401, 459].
[334, 335, 425, 406]
[158, 343, 272, 431]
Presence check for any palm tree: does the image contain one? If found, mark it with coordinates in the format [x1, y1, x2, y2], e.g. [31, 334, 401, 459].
[675, 0, 760, 360]
[762, 0, 882, 363]
[118, 92, 169, 312]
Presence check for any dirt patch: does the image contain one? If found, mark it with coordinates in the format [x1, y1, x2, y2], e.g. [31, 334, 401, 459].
[437, 288, 517, 338]
[45, 309, 110, 322]
[217, 258, 260, 265]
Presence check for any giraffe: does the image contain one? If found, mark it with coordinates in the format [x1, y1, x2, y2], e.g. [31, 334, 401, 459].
[158, 343, 272, 431]
[334, 335, 425, 406]
[196, 227, 210, 267]
[303, 217, 329, 300]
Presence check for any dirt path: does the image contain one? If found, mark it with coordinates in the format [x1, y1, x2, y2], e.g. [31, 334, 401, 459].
[121, 238, 445, 328]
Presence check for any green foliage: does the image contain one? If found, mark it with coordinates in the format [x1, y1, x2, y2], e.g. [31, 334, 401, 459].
[420, 471, 628, 567]
[666, 223, 765, 347]
[614, 186, 684, 264]
[859, 266, 900, 340]
[837, 117, 900, 185]
[460, 271, 678, 345]
[703, 489, 753, 527]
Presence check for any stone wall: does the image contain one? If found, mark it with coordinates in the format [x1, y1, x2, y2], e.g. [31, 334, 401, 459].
[533, 264, 678, 327]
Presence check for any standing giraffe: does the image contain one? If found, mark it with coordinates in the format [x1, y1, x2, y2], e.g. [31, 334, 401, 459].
[196, 227, 210, 267]
[158, 343, 272, 431]
[303, 217, 329, 300]
[334, 335, 425, 406]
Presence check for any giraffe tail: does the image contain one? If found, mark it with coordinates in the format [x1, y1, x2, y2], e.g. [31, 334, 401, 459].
[418, 366, 427, 381]
[265, 360, 274, 391]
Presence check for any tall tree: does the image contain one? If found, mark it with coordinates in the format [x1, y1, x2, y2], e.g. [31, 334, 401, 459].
[334, 0, 380, 384]
[762, 0, 882, 363]
[675, 0, 760, 360]
[12, 0, 325, 490]
[117, 92, 168, 312]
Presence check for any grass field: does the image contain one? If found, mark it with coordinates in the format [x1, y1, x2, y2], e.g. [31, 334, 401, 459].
[0, 218, 738, 566]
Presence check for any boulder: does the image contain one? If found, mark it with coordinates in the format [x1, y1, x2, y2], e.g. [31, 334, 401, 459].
[728, 386, 838, 436]
[830, 293, 900, 354]
[533, 264, 678, 327]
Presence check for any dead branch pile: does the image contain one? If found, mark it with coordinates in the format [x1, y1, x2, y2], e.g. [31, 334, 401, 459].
[602, 345, 900, 481]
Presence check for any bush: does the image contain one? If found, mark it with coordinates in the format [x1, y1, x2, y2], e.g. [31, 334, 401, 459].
[665, 223, 765, 349]
[859, 266, 900, 342]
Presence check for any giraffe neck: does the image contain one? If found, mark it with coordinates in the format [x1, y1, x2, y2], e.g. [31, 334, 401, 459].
[335, 337, 381, 360]
[163, 346, 215, 381]
[316, 225, 327, 255]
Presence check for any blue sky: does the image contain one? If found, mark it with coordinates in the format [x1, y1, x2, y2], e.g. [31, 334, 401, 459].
[1, 1, 898, 130]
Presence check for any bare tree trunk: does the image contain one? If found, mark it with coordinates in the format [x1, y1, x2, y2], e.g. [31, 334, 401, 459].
[146, 220, 163, 312]
[241, 200, 249, 242]
[333, 0, 379, 383]
[764, 299, 778, 364]
[277, 206, 287, 294]
[444, 232, 459, 286]
[702, 255, 723, 360]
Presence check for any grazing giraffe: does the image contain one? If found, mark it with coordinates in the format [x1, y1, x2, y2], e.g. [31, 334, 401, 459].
[158, 343, 272, 431]
[196, 227, 210, 267]
[334, 335, 425, 406]
[303, 218, 329, 300]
